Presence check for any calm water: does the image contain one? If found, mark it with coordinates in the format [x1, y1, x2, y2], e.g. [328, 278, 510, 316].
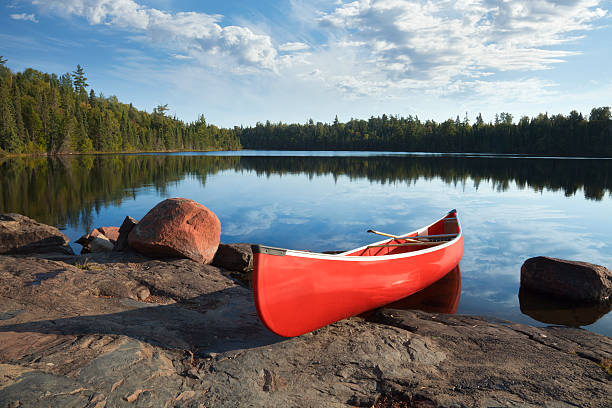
[1, 151, 611, 336]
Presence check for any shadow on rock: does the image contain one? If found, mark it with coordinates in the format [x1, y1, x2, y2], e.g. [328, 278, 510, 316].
[0, 286, 283, 356]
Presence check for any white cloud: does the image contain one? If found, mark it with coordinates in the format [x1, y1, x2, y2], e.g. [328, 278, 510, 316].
[25, 0, 611, 121]
[279, 41, 310, 52]
[10, 13, 39, 23]
[31, 0, 278, 71]
[313, 0, 608, 95]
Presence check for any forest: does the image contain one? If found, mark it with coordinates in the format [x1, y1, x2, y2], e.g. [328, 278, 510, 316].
[0, 59, 241, 154]
[0, 58, 610, 156]
[238, 109, 612, 157]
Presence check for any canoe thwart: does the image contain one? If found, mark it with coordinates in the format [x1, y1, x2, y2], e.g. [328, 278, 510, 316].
[368, 241, 446, 248]
[399, 233, 458, 239]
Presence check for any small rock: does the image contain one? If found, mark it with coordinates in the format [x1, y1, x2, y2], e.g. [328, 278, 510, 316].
[0, 213, 73, 255]
[95, 280, 151, 301]
[521, 256, 612, 303]
[212, 243, 253, 272]
[98, 227, 120, 242]
[114, 216, 138, 251]
[127, 198, 220, 264]
[89, 236, 114, 253]
[77, 229, 116, 254]
[135, 286, 150, 301]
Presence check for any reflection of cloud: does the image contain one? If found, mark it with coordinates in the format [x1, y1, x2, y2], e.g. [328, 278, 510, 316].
[278, 217, 309, 225]
[223, 205, 278, 236]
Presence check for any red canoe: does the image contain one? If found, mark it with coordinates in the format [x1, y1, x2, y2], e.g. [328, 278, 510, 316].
[252, 210, 464, 337]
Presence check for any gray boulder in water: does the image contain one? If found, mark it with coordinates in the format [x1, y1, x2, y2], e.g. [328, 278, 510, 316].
[521, 256, 612, 303]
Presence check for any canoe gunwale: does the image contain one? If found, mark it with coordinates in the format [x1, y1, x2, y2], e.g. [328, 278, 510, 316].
[251, 210, 462, 262]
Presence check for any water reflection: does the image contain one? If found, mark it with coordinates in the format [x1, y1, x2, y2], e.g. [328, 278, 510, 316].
[519, 288, 612, 327]
[1, 154, 611, 232]
[0, 155, 238, 231]
[384, 266, 461, 314]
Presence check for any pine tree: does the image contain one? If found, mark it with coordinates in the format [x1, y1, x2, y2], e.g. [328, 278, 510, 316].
[72, 65, 88, 94]
[89, 89, 96, 107]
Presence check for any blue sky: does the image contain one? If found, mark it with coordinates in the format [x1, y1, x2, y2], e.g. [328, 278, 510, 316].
[2, 0, 611, 127]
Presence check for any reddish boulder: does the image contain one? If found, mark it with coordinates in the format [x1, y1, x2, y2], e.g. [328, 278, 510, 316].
[127, 198, 221, 264]
[76, 227, 120, 254]
[98, 226, 120, 242]
[521, 256, 612, 303]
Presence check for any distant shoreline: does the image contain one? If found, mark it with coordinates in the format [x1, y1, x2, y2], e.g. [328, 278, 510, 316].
[3, 148, 612, 160]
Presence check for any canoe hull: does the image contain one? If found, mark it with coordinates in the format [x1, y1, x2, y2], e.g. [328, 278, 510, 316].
[252, 211, 463, 337]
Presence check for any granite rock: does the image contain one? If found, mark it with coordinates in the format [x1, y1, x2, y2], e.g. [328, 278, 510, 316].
[114, 216, 138, 251]
[0, 213, 73, 256]
[521, 256, 612, 303]
[0, 251, 610, 407]
[128, 198, 221, 264]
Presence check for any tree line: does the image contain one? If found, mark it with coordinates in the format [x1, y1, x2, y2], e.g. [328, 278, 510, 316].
[237, 109, 612, 157]
[1, 58, 610, 156]
[0, 59, 241, 154]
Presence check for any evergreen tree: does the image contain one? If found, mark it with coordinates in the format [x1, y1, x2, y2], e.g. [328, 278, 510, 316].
[590, 107, 611, 121]
[89, 89, 96, 107]
[72, 65, 88, 94]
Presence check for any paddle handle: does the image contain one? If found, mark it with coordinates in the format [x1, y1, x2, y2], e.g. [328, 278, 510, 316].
[367, 229, 398, 238]
[368, 241, 445, 248]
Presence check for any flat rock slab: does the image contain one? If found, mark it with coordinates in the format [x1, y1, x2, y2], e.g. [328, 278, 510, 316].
[0, 213, 73, 256]
[0, 252, 610, 407]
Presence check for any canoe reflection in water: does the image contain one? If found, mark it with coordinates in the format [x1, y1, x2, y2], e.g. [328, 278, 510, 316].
[519, 288, 612, 328]
[381, 265, 461, 314]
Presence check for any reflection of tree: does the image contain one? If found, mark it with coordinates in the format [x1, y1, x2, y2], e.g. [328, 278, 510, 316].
[237, 156, 612, 201]
[0, 154, 610, 230]
[0, 155, 239, 229]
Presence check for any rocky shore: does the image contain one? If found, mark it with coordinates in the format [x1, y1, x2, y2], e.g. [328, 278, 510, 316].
[0, 215, 611, 407]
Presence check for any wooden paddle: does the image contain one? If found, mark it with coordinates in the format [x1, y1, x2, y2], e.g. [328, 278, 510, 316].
[368, 241, 444, 248]
[367, 229, 422, 243]
[368, 230, 458, 241]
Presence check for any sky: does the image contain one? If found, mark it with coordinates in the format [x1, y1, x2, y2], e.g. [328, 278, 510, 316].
[2, 0, 611, 127]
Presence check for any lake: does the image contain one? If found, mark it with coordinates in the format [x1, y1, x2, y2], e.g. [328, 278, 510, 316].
[1, 151, 611, 336]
